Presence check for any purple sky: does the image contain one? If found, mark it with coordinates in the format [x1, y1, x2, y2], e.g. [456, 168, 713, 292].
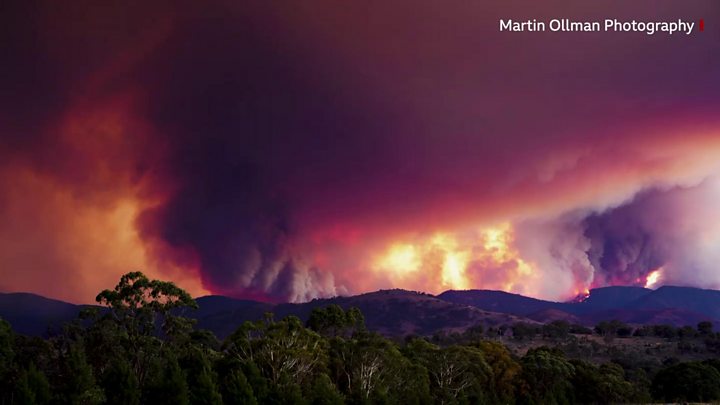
[1, 1, 720, 303]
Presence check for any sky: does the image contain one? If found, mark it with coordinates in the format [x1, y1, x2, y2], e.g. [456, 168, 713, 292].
[1, 0, 720, 303]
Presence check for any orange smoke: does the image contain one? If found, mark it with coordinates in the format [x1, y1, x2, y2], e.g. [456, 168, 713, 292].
[371, 223, 547, 296]
[0, 94, 208, 303]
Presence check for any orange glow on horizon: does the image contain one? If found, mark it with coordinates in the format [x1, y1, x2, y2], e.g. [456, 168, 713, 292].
[0, 94, 210, 303]
[372, 223, 545, 295]
[378, 243, 421, 276]
[645, 269, 663, 289]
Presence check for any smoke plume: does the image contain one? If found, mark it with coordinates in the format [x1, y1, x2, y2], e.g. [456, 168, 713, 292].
[2, 0, 720, 302]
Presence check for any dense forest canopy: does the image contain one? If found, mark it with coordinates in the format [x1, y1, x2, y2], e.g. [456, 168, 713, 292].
[2, 272, 720, 404]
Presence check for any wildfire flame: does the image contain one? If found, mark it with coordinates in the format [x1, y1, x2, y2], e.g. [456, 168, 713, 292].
[645, 269, 662, 289]
[372, 223, 543, 295]
[570, 288, 591, 303]
[378, 244, 421, 277]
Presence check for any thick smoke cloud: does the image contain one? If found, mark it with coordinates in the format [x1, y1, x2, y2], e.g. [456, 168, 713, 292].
[584, 193, 672, 287]
[2, 0, 720, 302]
[131, 3, 399, 300]
[583, 181, 720, 289]
[514, 180, 720, 297]
[514, 216, 594, 298]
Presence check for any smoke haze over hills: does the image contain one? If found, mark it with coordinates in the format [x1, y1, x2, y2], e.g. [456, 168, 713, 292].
[1, 1, 720, 303]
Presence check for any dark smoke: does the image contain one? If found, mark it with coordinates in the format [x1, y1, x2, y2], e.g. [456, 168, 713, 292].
[584, 195, 670, 287]
[516, 182, 720, 298]
[4, 0, 720, 302]
[134, 3, 395, 301]
[582, 183, 717, 289]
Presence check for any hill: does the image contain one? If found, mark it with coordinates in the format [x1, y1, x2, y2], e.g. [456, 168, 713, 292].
[191, 296, 274, 338]
[3, 285, 720, 338]
[0, 292, 83, 336]
[0, 289, 537, 339]
[194, 289, 538, 338]
[437, 289, 567, 316]
[631, 286, 720, 319]
[577, 286, 652, 312]
[438, 286, 717, 326]
[275, 289, 536, 337]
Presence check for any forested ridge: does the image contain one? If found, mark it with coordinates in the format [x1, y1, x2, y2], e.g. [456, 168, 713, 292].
[3, 272, 720, 404]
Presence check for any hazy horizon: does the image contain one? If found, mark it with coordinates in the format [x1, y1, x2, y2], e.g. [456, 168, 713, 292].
[2, 0, 720, 304]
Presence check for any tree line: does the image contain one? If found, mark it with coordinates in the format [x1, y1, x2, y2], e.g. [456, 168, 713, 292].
[2, 272, 720, 404]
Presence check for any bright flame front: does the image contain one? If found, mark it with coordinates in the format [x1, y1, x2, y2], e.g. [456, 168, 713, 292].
[645, 269, 662, 289]
[372, 223, 543, 295]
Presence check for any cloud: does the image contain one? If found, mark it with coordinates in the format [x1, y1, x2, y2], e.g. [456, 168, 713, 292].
[2, 0, 720, 302]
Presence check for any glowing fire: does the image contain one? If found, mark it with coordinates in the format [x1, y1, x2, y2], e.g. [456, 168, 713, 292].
[570, 288, 591, 303]
[378, 244, 421, 276]
[372, 223, 542, 294]
[645, 269, 662, 289]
